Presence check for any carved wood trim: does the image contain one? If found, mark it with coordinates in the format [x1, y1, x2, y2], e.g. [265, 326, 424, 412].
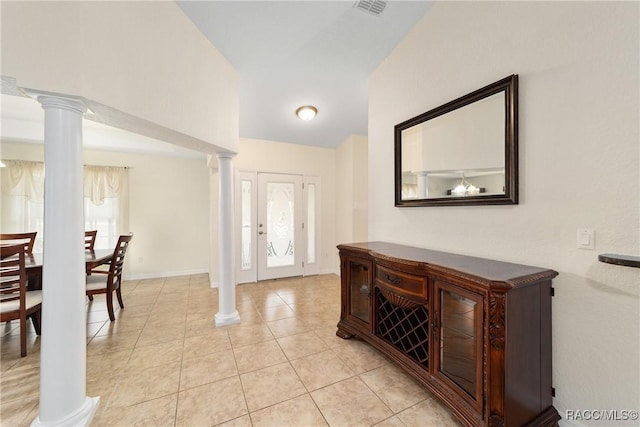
[506, 270, 558, 287]
[379, 287, 422, 310]
[489, 294, 506, 349]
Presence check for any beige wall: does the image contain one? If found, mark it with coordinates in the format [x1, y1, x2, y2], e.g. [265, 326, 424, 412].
[336, 135, 368, 246]
[1, 1, 239, 152]
[1, 141, 210, 279]
[1, 134, 363, 283]
[369, 2, 638, 425]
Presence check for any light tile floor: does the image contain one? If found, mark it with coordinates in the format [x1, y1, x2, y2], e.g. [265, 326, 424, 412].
[0, 274, 462, 427]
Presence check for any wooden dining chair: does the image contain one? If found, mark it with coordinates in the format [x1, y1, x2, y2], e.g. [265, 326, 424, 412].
[0, 244, 42, 357]
[85, 233, 133, 321]
[85, 230, 99, 301]
[84, 230, 98, 251]
[0, 232, 38, 254]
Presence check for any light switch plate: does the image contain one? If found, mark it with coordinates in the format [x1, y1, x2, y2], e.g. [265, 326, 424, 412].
[577, 228, 595, 250]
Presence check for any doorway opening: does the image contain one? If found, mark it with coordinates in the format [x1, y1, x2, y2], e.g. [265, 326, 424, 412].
[236, 171, 320, 283]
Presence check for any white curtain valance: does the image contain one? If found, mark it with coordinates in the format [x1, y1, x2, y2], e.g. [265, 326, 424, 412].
[83, 165, 128, 205]
[1, 160, 45, 202]
[1, 160, 128, 204]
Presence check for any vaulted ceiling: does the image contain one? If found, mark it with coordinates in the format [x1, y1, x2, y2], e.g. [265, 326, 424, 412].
[177, 1, 432, 148]
[1, 1, 432, 154]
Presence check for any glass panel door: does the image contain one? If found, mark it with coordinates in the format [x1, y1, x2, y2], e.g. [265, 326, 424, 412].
[236, 171, 257, 284]
[236, 172, 319, 282]
[435, 280, 483, 408]
[240, 179, 253, 270]
[265, 181, 295, 268]
[257, 173, 303, 280]
[307, 183, 316, 264]
[348, 259, 371, 323]
[303, 176, 320, 275]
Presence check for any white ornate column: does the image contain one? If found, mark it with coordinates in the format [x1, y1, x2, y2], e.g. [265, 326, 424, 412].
[416, 171, 429, 198]
[32, 95, 99, 427]
[215, 152, 240, 326]
[206, 155, 219, 288]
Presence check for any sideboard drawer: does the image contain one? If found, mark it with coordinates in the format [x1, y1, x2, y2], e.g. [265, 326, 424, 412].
[375, 265, 428, 299]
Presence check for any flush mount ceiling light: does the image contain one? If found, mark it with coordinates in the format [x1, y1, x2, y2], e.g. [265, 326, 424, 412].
[296, 105, 317, 121]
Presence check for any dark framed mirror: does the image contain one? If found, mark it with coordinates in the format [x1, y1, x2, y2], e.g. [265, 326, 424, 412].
[395, 75, 518, 207]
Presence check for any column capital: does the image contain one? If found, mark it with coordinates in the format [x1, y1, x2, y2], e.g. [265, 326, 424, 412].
[24, 89, 87, 115]
[216, 151, 237, 160]
[37, 96, 87, 115]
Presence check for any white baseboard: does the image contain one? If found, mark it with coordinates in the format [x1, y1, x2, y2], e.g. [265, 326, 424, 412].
[126, 269, 337, 287]
[126, 268, 209, 281]
[320, 267, 339, 276]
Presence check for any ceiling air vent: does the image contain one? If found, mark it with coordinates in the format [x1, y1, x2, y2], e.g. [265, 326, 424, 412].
[354, 0, 387, 16]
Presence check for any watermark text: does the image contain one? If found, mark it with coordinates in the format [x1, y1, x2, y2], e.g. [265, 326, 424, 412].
[565, 409, 639, 422]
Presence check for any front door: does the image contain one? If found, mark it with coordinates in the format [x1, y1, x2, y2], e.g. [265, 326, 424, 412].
[236, 171, 319, 283]
[257, 173, 303, 280]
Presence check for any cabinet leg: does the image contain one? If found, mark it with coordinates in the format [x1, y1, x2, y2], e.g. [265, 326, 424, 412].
[336, 328, 354, 339]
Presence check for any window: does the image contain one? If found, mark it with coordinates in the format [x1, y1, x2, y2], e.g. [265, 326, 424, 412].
[84, 197, 120, 249]
[1, 161, 129, 250]
[83, 165, 129, 249]
[306, 182, 316, 264]
[240, 179, 252, 270]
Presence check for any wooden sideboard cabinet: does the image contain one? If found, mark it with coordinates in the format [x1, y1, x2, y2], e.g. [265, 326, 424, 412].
[336, 242, 560, 427]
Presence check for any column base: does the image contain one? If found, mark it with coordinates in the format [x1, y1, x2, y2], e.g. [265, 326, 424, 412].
[31, 396, 100, 427]
[215, 310, 241, 327]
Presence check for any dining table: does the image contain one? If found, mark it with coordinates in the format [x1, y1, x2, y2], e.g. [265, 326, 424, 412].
[24, 249, 113, 290]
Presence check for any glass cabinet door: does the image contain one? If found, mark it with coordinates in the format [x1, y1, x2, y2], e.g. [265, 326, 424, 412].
[348, 258, 372, 324]
[434, 280, 483, 407]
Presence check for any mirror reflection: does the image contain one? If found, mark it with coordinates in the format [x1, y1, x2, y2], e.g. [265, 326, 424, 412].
[395, 75, 518, 207]
[401, 93, 505, 200]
